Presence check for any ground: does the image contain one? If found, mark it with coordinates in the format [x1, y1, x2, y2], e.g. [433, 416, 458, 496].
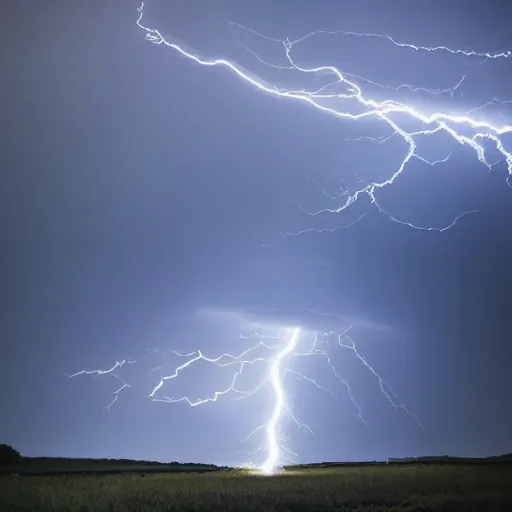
[1, 464, 511, 511]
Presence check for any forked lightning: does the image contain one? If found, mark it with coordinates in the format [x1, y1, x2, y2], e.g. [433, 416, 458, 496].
[68, 2, 511, 475]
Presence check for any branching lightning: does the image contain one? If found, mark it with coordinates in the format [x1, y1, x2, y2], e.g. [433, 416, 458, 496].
[284, 28, 512, 61]
[66, 359, 135, 411]
[136, 1, 512, 236]
[69, 323, 426, 474]
[69, 3, 512, 474]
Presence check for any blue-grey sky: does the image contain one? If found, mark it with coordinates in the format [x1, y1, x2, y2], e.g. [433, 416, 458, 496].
[3, 0, 512, 466]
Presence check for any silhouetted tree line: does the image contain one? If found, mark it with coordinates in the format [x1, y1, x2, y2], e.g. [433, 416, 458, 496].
[0, 445, 21, 466]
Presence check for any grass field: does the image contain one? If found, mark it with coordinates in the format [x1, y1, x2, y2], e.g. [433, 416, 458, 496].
[1, 464, 511, 512]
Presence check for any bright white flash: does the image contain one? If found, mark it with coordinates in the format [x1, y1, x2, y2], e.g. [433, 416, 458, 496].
[260, 327, 300, 475]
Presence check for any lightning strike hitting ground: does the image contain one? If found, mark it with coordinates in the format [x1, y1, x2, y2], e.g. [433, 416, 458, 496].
[69, 4, 512, 475]
[69, 323, 426, 474]
[258, 327, 300, 475]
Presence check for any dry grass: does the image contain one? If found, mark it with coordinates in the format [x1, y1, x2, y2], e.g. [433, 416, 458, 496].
[1, 464, 511, 511]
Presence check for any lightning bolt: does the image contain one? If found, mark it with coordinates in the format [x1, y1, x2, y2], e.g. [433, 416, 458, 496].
[69, 323, 426, 474]
[147, 328, 311, 474]
[136, 1, 512, 237]
[280, 27, 512, 61]
[259, 327, 300, 475]
[65, 359, 135, 412]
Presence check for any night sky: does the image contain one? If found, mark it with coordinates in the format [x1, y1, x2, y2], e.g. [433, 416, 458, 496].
[3, 0, 512, 466]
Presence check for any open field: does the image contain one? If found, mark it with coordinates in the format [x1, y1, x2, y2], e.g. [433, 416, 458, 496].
[2, 464, 512, 512]
[0, 457, 225, 477]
